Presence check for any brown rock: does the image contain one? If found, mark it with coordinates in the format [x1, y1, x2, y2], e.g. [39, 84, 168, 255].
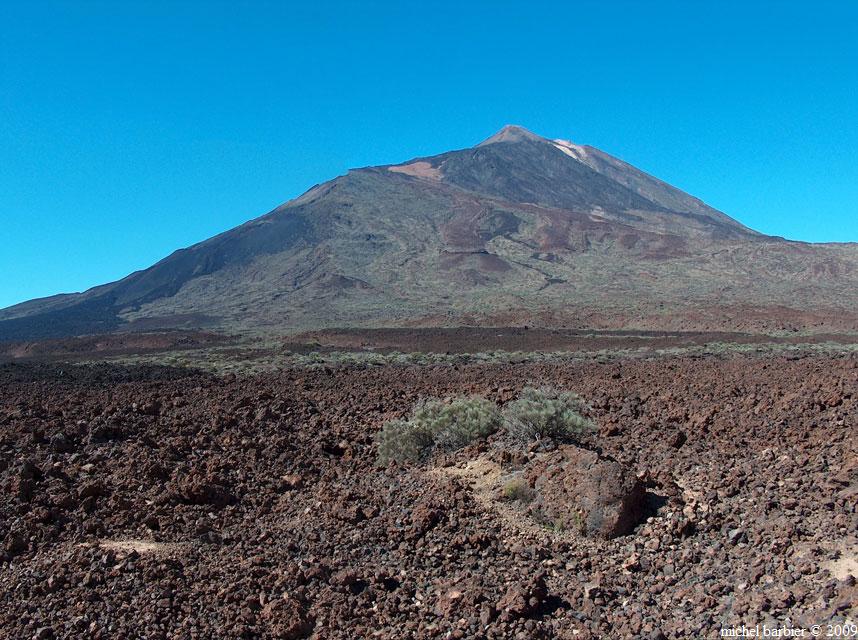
[435, 588, 466, 617]
[12, 477, 34, 502]
[480, 602, 496, 625]
[668, 430, 687, 448]
[260, 595, 313, 639]
[281, 474, 304, 490]
[434, 581, 486, 618]
[78, 481, 105, 499]
[5, 532, 27, 556]
[410, 502, 443, 537]
[526, 445, 646, 539]
[496, 573, 548, 622]
[173, 476, 235, 507]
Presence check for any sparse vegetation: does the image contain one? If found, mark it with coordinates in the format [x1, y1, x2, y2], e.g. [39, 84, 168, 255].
[570, 510, 586, 534]
[531, 507, 573, 534]
[502, 385, 593, 443]
[375, 418, 436, 466]
[371, 385, 598, 464]
[501, 477, 534, 503]
[88, 336, 858, 376]
[376, 395, 501, 465]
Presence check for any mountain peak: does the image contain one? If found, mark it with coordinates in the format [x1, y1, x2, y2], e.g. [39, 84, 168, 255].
[6, 124, 846, 343]
[478, 124, 545, 146]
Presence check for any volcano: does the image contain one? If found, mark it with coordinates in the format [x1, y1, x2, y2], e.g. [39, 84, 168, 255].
[3, 125, 858, 340]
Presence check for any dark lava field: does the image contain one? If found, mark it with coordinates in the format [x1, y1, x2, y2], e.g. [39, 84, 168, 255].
[1, 353, 856, 639]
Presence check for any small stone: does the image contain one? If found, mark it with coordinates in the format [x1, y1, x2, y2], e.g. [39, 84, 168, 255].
[78, 481, 105, 499]
[435, 589, 465, 617]
[727, 528, 745, 544]
[5, 533, 27, 556]
[644, 538, 660, 552]
[623, 553, 641, 572]
[668, 430, 687, 448]
[50, 433, 73, 453]
[281, 474, 304, 490]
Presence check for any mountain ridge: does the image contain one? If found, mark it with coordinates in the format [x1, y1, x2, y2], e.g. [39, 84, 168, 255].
[3, 125, 858, 341]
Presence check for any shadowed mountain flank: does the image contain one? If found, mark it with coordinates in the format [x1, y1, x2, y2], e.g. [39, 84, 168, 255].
[3, 125, 858, 340]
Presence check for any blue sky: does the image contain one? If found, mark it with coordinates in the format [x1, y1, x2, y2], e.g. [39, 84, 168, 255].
[1, 1, 857, 310]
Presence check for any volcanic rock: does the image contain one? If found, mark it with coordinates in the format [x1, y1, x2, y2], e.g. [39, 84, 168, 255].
[260, 596, 313, 639]
[526, 445, 646, 539]
[496, 572, 549, 622]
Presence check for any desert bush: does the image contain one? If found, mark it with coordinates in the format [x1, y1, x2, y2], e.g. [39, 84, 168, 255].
[375, 418, 436, 466]
[376, 395, 501, 465]
[502, 477, 534, 503]
[416, 397, 501, 451]
[502, 386, 592, 443]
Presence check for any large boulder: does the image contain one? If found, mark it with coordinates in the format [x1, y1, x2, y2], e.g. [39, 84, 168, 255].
[526, 445, 645, 539]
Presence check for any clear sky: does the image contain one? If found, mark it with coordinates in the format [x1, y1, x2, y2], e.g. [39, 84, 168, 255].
[1, 1, 857, 310]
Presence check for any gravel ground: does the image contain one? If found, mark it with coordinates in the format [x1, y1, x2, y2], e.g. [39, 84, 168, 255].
[1, 353, 856, 638]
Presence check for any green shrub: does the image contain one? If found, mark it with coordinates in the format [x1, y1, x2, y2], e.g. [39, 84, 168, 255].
[416, 397, 501, 452]
[502, 386, 592, 443]
[376, 418, 436, 466]
[502, 477, 534, 503]
[376, 396, 501, 466]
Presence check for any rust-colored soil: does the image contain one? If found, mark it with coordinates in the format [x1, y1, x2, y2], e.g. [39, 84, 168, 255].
[289, 326, 858, 354]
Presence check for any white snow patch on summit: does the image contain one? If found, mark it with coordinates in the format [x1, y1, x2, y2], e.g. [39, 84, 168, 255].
[552, 139, 587, 160]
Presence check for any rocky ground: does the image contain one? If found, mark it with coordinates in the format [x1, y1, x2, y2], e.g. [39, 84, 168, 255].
[287, 327, 858, 354]
[1, 353, 856, 639]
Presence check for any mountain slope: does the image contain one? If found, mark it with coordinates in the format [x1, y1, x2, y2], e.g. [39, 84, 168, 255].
[2, 125, 858, 340]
